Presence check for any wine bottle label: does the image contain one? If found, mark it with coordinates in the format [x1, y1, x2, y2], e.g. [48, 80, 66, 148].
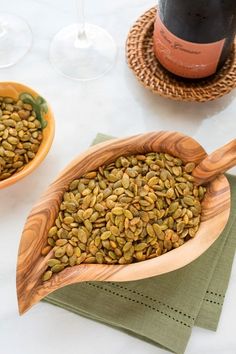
[153, 9, 225, 78]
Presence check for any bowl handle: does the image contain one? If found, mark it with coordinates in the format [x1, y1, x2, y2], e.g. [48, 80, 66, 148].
[193, 139, 236, 185]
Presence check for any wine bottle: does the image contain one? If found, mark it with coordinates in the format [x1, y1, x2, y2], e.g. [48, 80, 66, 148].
[153, 0, 236, 79]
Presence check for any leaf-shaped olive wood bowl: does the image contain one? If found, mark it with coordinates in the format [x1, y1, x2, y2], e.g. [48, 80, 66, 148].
[0, 81, 55, 189]
[17, 131, 234, 315]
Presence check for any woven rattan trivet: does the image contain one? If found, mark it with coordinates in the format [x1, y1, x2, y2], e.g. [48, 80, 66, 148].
[126, 7, 236, 102]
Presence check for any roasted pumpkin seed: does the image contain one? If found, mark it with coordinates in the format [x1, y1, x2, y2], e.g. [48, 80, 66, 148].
[0, 96, 44, 181]
[42, 152, 206, 280]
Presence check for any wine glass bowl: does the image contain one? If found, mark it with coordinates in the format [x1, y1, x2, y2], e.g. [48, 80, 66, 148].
[49, 23, 117, 81]
[0, 13, 32, 68]
[49, 1, 117, 81]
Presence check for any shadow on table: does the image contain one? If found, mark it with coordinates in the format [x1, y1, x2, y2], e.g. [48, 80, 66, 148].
[124, 66, 236, 135]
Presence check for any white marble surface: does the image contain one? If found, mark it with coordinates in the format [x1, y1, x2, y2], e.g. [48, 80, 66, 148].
[0, 0, 236, 353]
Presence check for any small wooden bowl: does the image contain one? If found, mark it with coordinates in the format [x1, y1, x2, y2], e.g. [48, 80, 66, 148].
[17, 132, 230, 314]
[0, 82, 55, 189]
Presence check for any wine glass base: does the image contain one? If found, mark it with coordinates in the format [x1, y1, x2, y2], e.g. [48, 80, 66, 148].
[49, 23, 117, 81]
[0, 13, 32, 68]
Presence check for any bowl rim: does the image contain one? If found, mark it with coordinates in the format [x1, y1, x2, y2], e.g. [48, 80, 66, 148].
[0, 81, 55, 189]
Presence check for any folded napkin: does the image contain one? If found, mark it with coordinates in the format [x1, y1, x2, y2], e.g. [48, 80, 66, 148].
[44, 134, 236, 354]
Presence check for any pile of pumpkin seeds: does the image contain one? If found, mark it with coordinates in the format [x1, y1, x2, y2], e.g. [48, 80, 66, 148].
[0, 96, 43, 181]
[42, 152, 206, 281]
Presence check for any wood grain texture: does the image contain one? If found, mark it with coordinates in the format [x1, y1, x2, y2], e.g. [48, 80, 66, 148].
[0, 81, 55, 189]
[193, 140, 236, 186]
[16, 132, 230, 315]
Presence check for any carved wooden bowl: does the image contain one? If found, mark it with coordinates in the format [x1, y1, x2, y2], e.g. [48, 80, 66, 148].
[0, 82, 55, 189]
[17, 131, 232, 314]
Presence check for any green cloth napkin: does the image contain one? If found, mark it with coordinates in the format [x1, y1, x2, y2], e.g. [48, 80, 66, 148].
[44, 134, 236, 354]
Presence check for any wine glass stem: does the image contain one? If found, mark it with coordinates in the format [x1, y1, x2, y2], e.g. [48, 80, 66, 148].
[77, 0, 86, 40]
[74, 0, 91, 48]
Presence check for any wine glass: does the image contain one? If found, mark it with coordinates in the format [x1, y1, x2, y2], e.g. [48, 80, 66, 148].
[49, 0, 117, 81]
[0, 13, 32, 68]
